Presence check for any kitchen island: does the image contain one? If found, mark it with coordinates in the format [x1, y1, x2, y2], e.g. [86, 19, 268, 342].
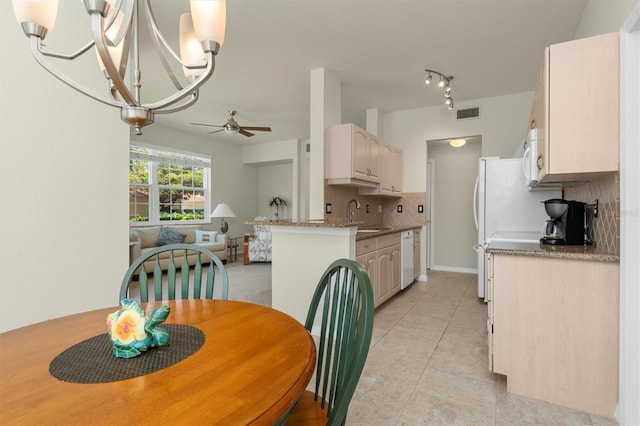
[485, 241, 619, 417]
[245, 219, 420, 331]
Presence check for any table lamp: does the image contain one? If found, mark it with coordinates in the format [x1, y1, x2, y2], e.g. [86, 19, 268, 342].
[210, 202, 236, 233]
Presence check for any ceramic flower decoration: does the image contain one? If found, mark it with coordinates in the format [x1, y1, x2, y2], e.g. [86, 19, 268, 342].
[107, 299, 170, 358]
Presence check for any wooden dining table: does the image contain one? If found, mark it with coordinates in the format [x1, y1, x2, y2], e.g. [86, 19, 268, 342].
[0, 299, 316, 425]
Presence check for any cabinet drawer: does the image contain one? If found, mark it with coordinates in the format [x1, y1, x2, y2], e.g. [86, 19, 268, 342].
[356, 238, 377, 255]
[378, 233, 400, 249]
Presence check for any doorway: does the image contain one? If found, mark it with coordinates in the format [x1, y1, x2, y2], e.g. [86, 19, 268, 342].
[426, 136, 482, 273]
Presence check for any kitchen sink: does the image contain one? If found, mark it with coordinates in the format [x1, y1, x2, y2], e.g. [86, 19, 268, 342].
[356, 229, 382, 234]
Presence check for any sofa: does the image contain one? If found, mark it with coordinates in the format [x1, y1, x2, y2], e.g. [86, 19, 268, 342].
[243, 217, 272, 265]
[129, 224, 227, 271]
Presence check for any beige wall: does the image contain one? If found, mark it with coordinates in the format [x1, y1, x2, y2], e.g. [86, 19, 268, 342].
[575, 0, 637, 38]
[427, 139, 482, 271]
[259, 163, 294, 218]
[0, 3, 130, 332]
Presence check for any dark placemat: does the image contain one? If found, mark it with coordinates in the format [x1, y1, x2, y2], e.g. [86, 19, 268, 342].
[49, 324, 205, 384]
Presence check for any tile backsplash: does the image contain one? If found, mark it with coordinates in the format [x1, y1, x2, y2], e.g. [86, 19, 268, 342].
[324, 182, 426, 227]
[564, 173, 619, 255]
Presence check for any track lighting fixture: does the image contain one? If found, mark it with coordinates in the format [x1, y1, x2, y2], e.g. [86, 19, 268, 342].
[424, 69, 455, 111]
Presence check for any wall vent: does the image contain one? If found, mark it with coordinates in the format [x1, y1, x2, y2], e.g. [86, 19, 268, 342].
[457, 107, 480, 120]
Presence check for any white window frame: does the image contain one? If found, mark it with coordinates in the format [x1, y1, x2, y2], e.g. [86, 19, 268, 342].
[129, 143, 211, 226]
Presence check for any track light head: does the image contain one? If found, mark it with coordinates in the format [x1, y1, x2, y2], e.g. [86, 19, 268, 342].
[438, 75, 445, 87]
[425, 73, 432, 85]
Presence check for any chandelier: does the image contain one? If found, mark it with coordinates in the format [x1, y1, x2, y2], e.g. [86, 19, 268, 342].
[424, 69, 455, 110]
[12, 0, 226, 135]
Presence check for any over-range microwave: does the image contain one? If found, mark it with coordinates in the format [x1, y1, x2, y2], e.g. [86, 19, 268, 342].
[522, 128, 539, 188]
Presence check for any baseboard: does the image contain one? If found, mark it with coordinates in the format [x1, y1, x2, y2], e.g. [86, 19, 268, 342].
[430, 265, 478, 274]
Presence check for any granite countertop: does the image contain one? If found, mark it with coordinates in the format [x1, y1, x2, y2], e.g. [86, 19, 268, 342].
[486, 240, 619, 263]
[244, 219, 422, 240]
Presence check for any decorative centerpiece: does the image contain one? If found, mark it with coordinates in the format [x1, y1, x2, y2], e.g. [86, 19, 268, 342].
[268, 196, 287, 218]
[106, 299, 170, 359]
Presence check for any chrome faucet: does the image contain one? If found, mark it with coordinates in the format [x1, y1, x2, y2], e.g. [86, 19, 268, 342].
[346, 199, 361, 223]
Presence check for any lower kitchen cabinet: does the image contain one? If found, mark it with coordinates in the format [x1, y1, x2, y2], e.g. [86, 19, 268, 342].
[356, 233, 401, 308]
[487, 253, 619, 418]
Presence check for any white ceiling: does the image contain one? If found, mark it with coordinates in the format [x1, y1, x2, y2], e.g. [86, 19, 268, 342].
[141, 0, 588, 144]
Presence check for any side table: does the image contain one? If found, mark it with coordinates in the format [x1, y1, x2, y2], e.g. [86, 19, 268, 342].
[227, 236, 241, 263]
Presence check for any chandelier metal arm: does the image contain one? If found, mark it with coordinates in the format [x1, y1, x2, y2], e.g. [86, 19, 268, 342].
[92, 12, 138, 106]
[35, 39, 96, 61]
[146, 51, 215, 111]
[29, 36, 122, 109]
[144, 4, 185, 92]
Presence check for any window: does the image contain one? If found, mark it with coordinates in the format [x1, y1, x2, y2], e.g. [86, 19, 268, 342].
[129, 144, 211, 225]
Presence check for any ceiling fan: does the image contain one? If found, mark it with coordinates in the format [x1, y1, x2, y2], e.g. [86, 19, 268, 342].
[191, 110, 272, 137]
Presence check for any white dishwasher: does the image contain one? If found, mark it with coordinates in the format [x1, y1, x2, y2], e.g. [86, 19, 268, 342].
[400, 230, 414, 290]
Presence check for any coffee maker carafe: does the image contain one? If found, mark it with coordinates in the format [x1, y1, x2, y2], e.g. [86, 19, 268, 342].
[542, 199, 587, 245]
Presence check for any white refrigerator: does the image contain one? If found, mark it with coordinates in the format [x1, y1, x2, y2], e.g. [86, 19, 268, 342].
[473, 157, 561, 299]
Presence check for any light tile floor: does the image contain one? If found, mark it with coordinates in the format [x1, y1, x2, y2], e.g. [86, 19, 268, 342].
[224, 263, 619, 425]
[345, 270, 619, 426]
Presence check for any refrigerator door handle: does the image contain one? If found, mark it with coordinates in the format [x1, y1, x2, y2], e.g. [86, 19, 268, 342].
[473, 176, 479, 230]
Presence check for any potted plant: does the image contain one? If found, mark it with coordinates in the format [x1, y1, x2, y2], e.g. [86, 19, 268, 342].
[268, 196, 287, 218]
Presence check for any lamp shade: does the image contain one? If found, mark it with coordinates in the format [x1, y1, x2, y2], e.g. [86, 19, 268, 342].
[210, 202, 236, 218]
[12, 0, 58, 31]
[190, 0, 226, 45]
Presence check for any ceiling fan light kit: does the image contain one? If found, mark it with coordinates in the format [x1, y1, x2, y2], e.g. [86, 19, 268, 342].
[191, 110, 272, 138]
[12, 0, 227, 135]
[424, 69, 455, 111]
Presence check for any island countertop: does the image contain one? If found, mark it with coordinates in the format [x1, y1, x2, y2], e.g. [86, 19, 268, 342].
[486, 240, 619, 263]
[244, 219, 422, 240]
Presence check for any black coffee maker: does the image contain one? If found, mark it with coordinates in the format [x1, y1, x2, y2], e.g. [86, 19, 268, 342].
[542, 199, 588, 245]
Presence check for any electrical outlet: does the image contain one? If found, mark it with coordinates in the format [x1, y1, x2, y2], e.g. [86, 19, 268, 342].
[366, 204, 370, 213]
[418, 205, 424, 213]
[325, 203, 332, 214]
[397, 205, 403, 213]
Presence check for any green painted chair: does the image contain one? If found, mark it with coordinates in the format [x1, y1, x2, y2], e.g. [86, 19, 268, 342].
[283, 258, 374, 426]
[120, 243, 229, 302]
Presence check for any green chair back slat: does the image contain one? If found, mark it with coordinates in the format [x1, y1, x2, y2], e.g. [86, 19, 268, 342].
[302, 258, 374, 426]
[120, 243, 229, 303]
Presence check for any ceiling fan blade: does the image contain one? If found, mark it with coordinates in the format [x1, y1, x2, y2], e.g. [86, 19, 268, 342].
[239, 129, 255, 137]
[191, 122, 223, 128]
[208, 129, 225, 134]
[240, 126, 272, 132]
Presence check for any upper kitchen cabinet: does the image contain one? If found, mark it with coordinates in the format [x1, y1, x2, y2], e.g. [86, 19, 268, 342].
[359, 144, 403, 197]
[533, 32, 619, 183]
[325, 123, 380, 187]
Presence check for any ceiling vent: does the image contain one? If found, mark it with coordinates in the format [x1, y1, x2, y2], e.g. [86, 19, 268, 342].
[457, 107, 480, 120]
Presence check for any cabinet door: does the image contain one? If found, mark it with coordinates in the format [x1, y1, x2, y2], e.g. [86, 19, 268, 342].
[367, 135, 381, 182]
[352, 127, 370, 181]
[379, 145, 394, 193]
[391, 147, 403, 193]
[375, 248, 391, 306]
[389, 244, 401, 295]
[357, 252, 377, 304]
[538, 32, 619, 182]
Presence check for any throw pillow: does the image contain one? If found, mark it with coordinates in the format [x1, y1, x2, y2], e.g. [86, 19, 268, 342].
[195, 229, 218, 243]
[129, 228, 141, 243]
[156, 227, 186, 246]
